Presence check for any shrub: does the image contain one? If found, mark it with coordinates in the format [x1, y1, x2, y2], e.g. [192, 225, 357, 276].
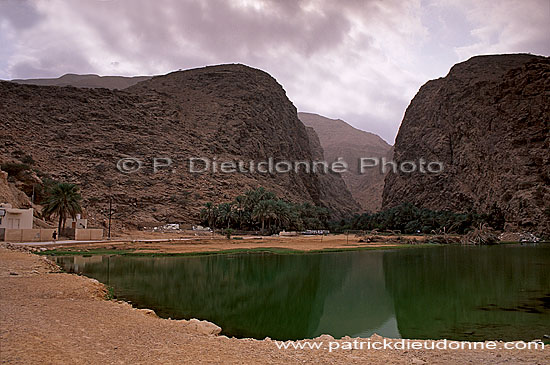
[1, 162, 31, 177]
[461, 224, 499, 245]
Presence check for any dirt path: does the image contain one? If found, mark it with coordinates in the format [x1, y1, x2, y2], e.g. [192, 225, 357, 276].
[0, 245, 547, 364]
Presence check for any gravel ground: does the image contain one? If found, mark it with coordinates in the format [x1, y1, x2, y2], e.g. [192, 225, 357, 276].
[0, 245, 547, 364]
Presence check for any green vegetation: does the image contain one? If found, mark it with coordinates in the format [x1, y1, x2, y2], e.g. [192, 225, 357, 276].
[105, 285, 116, 300]
[39, 249, 136, 256]
[38, 244, 431, 258]
[199, 187, 329, 234]
[41, 182, 83, 233]
[331, 203, 503, 234]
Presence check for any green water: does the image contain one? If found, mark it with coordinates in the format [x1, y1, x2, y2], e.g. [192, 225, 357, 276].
[54, 244, 550, 341]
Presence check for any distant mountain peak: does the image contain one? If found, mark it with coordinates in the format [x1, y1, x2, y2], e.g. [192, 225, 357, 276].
[299, 112, 392, 212]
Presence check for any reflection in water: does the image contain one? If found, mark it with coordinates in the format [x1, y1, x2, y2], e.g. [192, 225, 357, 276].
[383, 245, 550, 341]
[56, 245, 550, 341]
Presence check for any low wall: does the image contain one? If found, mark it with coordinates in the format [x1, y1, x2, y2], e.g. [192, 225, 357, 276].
[2, 228, 56, 242]
[60, 228, 103, 240]
[1, 228, 104, 242]
[74, 228, 103, 240]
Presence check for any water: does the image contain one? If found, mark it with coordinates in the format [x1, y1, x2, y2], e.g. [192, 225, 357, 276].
[54, 244, 550, 341]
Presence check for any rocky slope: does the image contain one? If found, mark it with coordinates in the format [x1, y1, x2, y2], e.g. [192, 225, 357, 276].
[300, 112, 392, 212]
[382, 54, 549, 234]
[0, 169, 31, 209]
[1, 64, 359, 228]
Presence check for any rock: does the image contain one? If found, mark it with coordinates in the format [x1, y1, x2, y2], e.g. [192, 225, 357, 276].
[411, 358, 426, 364]
[369, 333, 383, 341]
[300, 112, 392, 212]
[304, 125, 361, 214]
[1, 64, 359, 224]
[315, 334, 334, 341]
[9, 272, 18, 275]
[383, 54, 550, 234]
[185, 318, 222, 336]
[138, 308, 157, 317]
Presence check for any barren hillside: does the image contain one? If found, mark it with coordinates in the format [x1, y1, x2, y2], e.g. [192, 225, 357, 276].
[1, 64, 359, 228]
[300, 112, 392, 212]
[383, 54, 550, 234]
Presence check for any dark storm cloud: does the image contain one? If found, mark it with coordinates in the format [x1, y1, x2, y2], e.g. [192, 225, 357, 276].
[74, 0, 354, 62]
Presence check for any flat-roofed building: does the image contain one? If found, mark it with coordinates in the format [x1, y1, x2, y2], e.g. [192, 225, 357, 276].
[0, 203, 33, 230]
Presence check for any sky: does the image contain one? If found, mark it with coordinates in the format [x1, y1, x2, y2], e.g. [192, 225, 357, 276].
[1, 0, 548, 143]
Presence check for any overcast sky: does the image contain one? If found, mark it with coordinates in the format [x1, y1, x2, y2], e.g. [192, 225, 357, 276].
[1, 0, 548, 143]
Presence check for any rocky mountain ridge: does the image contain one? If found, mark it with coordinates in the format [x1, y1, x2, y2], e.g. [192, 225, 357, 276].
[299, 112, 392, 212]
[11, 74, 151, 90]
[382, 54, 549, 234]
[1, 64, 359, 228]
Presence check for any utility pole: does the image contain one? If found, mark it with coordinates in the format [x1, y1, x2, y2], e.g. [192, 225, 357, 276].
[108, 197, 112, 240]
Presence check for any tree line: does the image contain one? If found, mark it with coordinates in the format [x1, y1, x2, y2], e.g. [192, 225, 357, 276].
[199, 187, 329, 233]
[330, 203, 505, 234]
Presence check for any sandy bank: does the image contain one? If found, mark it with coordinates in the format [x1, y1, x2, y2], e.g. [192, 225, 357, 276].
[17, 233, 426, 255]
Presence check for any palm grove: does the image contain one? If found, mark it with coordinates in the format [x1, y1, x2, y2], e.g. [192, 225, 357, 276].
[200, 187, 329, 233]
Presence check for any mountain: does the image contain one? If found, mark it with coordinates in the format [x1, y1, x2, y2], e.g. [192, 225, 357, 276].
[1, 64, 359, 227]
[299, 112, 392, 212]
[11, 74, 151, 90]
[382, 54, 549, 234]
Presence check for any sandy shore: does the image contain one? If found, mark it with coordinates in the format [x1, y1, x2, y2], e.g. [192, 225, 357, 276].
[18, 233, 426, 255]
[0, 244, 547, 364]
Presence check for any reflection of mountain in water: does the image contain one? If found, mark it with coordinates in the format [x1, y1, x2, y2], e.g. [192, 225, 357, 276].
[383, 246, 550, 341]
[56, 246, 550, 341]
[312, 252, 399, 338]
[56, 251, 399, 340]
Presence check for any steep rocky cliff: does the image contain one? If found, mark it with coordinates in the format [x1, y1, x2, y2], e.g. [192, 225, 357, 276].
[0, 169, 31, 209]
[382, 54, 549, 233]
[1, 64, 359, 227]
[304, 126, 360, 214]
[300, 112, 392, 212]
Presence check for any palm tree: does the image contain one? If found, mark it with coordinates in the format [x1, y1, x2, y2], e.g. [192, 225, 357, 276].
[233, 195, 246, 229]
[42, 182, 83, 234]
[200, 202, 217, 228]
[273, 200, 291, 230]
[244, 187, 276, 212]
[216, 202, 234, 229]
[252, 200, 277, 233]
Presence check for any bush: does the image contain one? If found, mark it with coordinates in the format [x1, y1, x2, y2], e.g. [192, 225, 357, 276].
[21, 154, 35, 165]
[461, 224, 499, 245]
[1, 162, 31, 177]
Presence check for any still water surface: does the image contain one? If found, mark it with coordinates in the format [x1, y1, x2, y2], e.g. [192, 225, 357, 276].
[55, 245, 550, 341]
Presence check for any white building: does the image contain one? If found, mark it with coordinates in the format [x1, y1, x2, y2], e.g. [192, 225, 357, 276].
[0, 203, 33, 229]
